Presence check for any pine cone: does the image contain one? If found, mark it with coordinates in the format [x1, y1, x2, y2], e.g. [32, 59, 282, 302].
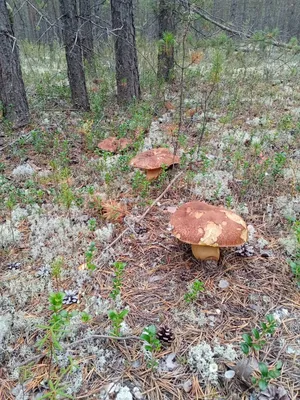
[235, 243, 255, 257]
[157, 326, 174, 344]
[258, 385, 291, 400]
[7, 262, 21, 270]
[63, 290, 79, 305]
[179, 270, 191, 281]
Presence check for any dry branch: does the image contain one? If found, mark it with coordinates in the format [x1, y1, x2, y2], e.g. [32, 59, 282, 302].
[178, 0, 298, 51]
[100, 171, 184, 255]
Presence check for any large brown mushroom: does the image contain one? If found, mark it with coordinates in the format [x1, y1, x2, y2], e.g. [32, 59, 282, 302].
[130, 148, 180, 181]
[170, 201, 248, 261]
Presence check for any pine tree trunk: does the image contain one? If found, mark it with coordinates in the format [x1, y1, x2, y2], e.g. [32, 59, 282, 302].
[157, 0, 175, 82]
[111, 0, 141, 105]
[59, 0, 90, 110]
[79, 0, 94, 64]
[0, 0, 29, 128]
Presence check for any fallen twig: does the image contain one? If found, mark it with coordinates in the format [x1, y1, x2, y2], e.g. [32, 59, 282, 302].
[100, 171, 184, 255]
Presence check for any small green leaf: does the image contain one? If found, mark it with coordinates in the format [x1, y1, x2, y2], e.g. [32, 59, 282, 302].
[252, 328, 260, 339]
[241, 343, 250, 354]
[258, 379, 268, 391]
[253, 343, 262, 351]
[266, 314, 275, 323]
[147, 325, 156, 335]
[261, 322, 267, 330]
[144, 345, 152, 351]
[242, 334, 252, 345]
[140, 333, 150, 342]
[259, 362, 269, 377]
[276, 360, 283, 370]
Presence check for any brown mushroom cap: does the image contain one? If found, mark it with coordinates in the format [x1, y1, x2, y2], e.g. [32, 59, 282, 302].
[170, 201, 248, 247]
[118, 138, 132, 150]
[130, 148, 180, 170]
[98, 137, 119, 153]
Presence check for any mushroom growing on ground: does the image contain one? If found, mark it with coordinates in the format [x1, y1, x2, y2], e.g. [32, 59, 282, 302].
[170, 201, 248, 261]
[97, 137, 119, 153]
[129, 147, 180, 181]
[98, 137, 132, 153]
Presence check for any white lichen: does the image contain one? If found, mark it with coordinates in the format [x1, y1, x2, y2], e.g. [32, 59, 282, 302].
[12, 163, 35, 177]
[28, 209, 91, 264]
[278, 235, 298, 256]
[173, 306, 208, 327]
[116, 386, 133, 400]
[94, 223, 115, 243]
[11, 206, 28, 224]
[188, 341, 238, 384]
[275, 195, 300, 220]
[0, 221, 22, 248]
[193, 170, 233, 200]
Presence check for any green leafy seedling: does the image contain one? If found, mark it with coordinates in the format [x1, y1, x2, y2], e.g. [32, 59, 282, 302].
[110, 261, 126, 300]
[85, 242, 97, 271]
[241, 314, 276, 355]
[108, 309, 129, 336]
[184, 280, 205, 303]
[140, 325, 161, 353]
[252, 361, 283, 391]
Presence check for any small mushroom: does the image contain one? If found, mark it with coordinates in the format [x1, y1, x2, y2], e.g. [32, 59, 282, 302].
[129, 148, 180, 181]
[170, 201, 248, 261]
[118, 138, 132, 150]
[97, 137, 119, 153]
[98, 137, 132, 153]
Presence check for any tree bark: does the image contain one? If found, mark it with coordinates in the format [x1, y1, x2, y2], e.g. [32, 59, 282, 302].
[111, 0, 141, 105]
[79, 0, 94, 64]
[59, 0, 90, 110]
[157, 0, 175, 82]
[0, 0, 29, 128]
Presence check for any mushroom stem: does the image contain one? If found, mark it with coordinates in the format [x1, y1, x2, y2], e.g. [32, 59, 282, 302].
[146, 168, 162, 181]
[191, 244, 220, 261]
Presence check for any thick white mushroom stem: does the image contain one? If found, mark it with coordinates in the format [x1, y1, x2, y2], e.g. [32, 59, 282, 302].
[191, 244, 220, 261]
[146, 168, 162, 181]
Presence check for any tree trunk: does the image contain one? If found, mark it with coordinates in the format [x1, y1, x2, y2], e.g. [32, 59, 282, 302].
[157, 0, 175, 82]
[59, 0, 90, 110]
[79, 0, 94, 64]
[111, 0, 141, 105]
[0, 0, 29, 128]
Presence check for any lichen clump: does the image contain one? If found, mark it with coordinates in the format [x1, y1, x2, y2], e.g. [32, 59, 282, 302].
[188, 341, 238, 383]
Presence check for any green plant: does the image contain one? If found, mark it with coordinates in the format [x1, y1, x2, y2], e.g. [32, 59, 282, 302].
[209, 50, 223, 84]
[140, 325, 161, 370]
[184, 280, 205, 303]
[58, 183, 75, 210]
[37, 292, 74, 386]
[271, 152, 287, 178]
[108, 309, 129, 336]
[140, 325, 161, 353]
[252, 361, 282, 391]
[225, 195, 234, 208]
[158, 31, 175, 57]
[81, 311, 92, 323]
[87, 218, 97, 232]
[85, 242, 97, 271]
[131, 170, 150, 198]
[51, 257, 64, 289]
[39, 378, 74, 399]
[110, 261, 126, 300]
[241, 314, 276, 355]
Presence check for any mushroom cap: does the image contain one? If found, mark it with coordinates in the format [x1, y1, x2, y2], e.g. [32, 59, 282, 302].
[98, 137, 118, 152]
[170, 201, 248, 247]
[130, 148, 180, 170]
[118, 138, 132, 150]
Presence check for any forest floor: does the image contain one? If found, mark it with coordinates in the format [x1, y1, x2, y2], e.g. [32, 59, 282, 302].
[0, 44, 300, 400]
